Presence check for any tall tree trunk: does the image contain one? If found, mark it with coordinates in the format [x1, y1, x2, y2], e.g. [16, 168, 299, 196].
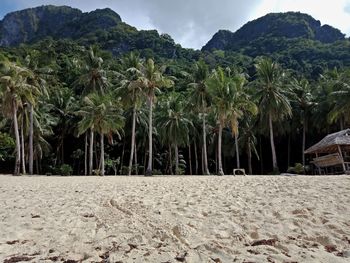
[218, 122, 224, 175]
[202, 99, 209, 175]
[247, 138, 252, 175]
[188, 144, 192, 175]
[29, 103, 34, 175]
[235, 132, 240, 168]
[169, 144, 173, 175]
[259, 136, 264, 174]
[194, 141, 198, 175]
[134, 140, 138, 175]
[145, 96, 153, 176]
[128, 105, 137, 176]
[84, 133, 88, 175]
[89, 129, 94, 175]
[269, 112, 278, 171]
[302, 119, 306, 167]
[175, 144, 179, 174]
[100, 134, 105, 176]
[287, 134, 291, 168]
[20, 119, 26, 174]
[201, 146, 204, 175]
[340, 116, 344, 130]
[13, 101, 21, 175]
[120, 139, 125, 174]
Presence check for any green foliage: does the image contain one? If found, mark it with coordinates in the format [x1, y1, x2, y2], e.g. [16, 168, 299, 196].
[287, 163, 305, 174]
[60, 164, 73, 176]
[0, 132, 15, 161]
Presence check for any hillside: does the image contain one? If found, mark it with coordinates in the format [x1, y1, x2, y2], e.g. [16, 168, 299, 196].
[203, 12, 345, 51]
[202, 12, 350, 77]
[0, 5, 193, 60]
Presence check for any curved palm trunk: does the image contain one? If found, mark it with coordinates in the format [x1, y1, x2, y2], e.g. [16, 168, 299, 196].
[89, 129, 94, 175]
[175, 144, 179, 174]
[269, 112, 278, 171]
[100, 134, 105, 176]
[235, 132, 240, 168]
[20, 119, 26, 174]
[247, 138, 252, 175]
[145, 96, 153, 176]
[218, 122, 224, 175]
[202, 99, 209, 175]
[13, 101, 21, 175]
[29, 103, 33, 175]
[128, 105, 137, 176]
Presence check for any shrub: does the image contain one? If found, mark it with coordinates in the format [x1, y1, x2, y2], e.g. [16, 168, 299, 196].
[60, 164, 73, 176]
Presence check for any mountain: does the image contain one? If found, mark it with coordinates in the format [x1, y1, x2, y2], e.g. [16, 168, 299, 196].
[203, 12, 345, 51]
[0, 5, 194, 60]
[0, 5, 123, 46]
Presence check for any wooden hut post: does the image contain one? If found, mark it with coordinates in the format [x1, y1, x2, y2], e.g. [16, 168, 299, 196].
[315, 152, 321, 175]
[337, 145, 346, 173]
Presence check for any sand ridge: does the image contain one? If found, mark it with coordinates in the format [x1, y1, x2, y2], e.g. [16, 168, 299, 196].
[0, 175, 350, 262]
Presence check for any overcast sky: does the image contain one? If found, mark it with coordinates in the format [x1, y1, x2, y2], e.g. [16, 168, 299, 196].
[1, 0, 350, 49]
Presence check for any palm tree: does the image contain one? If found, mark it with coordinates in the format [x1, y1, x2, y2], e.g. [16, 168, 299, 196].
[139, 59, 174, 176]
[326, 69, 350, 129]
[118, 52, 144, 175]
[188, 60, 211, 175]
[291, 78, 314, 166]
[75, 46, 110, 175]
[229, 71, 257, 169]
[240, 115, 259, 175]
[77, 93, 124, 175]
[23, 51, 49, 175]
[156, 93, 193, 174]
[255, 58, 292, 172]
[206, 67, 234, 175]
[0, 60, 38, 175]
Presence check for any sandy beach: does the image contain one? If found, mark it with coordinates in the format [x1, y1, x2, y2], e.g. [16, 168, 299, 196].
[0, 175, 349, 262]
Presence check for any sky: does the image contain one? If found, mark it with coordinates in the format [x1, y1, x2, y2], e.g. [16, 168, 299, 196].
[0, 0, 350, 49]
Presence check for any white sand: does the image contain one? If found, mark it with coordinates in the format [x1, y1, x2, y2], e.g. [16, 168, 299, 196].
[0, 175, 349, 263]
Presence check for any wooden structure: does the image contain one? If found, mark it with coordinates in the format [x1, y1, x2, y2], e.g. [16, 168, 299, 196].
[233, 168, 246, 176]
[305, 129, 350, 174]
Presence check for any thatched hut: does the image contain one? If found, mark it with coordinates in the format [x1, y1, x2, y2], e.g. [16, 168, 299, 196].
[305, 129, 350, 174]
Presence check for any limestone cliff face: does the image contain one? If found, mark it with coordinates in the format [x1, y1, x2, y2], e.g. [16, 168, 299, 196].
[0, 5, 121, 46]
[202, 12, 345, 51]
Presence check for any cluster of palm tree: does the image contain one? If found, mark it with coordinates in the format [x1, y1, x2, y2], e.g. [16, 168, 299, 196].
[1, 46, 350, 176]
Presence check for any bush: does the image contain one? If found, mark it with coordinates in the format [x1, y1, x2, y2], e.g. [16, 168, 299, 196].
[287, 163, 305, 174]
[60, 164, 73, 176]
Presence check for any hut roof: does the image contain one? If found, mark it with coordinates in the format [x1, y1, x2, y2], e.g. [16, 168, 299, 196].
[305, 129, 350, 154]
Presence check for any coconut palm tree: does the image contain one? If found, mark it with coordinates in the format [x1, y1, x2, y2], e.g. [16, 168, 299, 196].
[291, 78, 314, 166]
[118, 52, 144, 175]
[139, 59, 174, 176]
[77, 93, 124, 175]
[229, 70, 258, 169]
[75, 46, 110, 175]
[255, 58, 292, 172]
[156, 92, 193, 174]
[188, 60, 211, 175]
[326, 69, 350, 129]
[0, 60, 38, 175]
[23, 51, 49, 175]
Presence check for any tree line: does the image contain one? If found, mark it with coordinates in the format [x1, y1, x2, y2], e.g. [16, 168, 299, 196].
[0, 42, 349, 176]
